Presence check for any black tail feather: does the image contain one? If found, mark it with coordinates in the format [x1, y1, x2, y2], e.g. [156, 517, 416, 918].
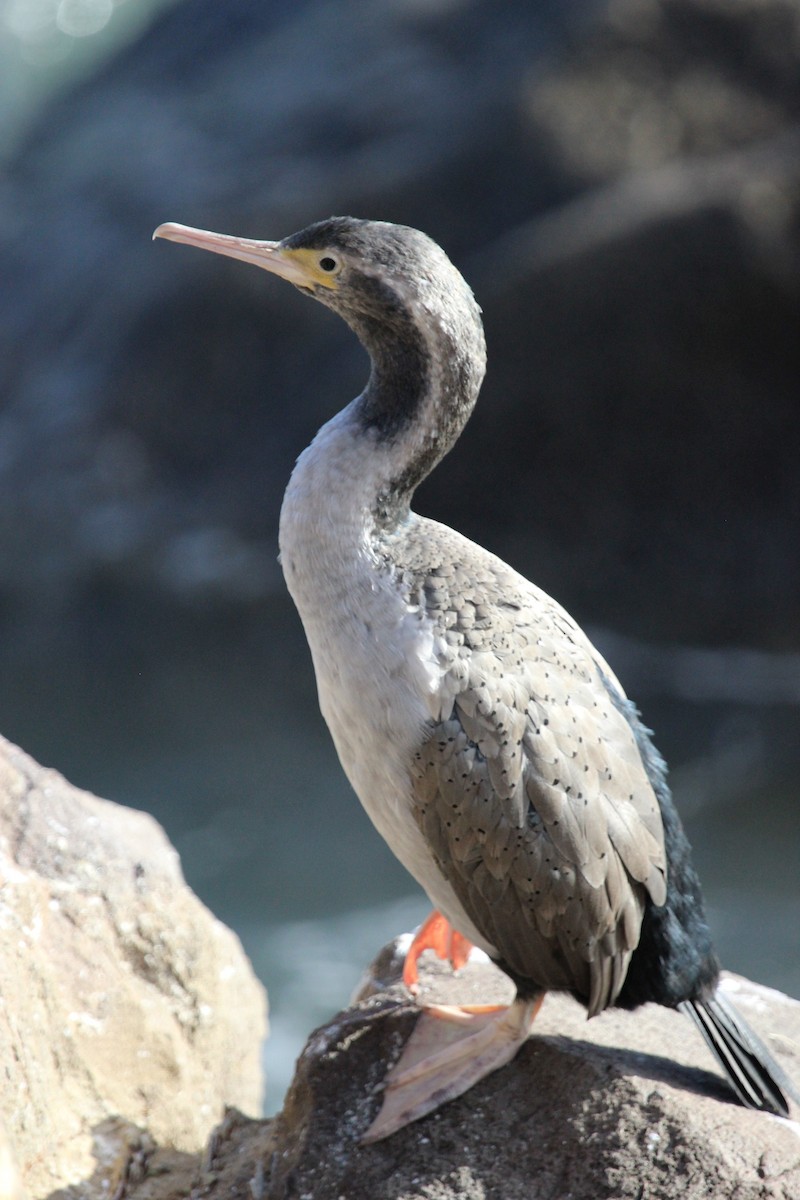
[680, 992, 798, 1118]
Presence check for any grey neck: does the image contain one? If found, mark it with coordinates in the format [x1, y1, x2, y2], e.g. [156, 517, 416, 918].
[346, 294, 487, 531]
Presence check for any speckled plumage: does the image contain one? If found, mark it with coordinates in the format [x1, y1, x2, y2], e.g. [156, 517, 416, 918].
[373, 521, 666, 1016]
[154, 214, 796, 1123]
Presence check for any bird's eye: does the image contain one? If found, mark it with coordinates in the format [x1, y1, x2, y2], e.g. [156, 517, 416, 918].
[319, 255, 339, 273]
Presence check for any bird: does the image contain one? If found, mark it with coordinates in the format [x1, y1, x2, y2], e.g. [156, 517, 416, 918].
[153, 215, 796, 1141]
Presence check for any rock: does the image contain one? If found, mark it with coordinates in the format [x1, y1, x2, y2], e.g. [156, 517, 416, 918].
[0, 1122, 25, 1200]
[466, 124, 800, 646]
[116, 942, 800, 1200]
[262, 948, 800, 1199]
[0, 734, 267, 1200]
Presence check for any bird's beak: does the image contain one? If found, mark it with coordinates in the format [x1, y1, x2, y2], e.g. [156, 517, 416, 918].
[152, 222, 327, 290]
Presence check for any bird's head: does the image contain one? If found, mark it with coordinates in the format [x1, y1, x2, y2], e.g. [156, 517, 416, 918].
[153, 216, 482, 347]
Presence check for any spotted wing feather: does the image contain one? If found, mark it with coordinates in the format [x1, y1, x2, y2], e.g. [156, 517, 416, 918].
[403, 536, 667, 1016]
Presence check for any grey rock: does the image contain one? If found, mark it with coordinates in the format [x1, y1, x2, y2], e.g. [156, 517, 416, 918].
[264, 950, 800, 1199]
[121, 945, 800, 1200]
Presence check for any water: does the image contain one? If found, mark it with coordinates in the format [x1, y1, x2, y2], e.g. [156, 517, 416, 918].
[0, 598, 797, 1114]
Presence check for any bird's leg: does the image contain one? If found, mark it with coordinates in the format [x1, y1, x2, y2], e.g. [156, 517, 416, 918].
[402, 909, 474, 993]
[362, 992, 544, 1143]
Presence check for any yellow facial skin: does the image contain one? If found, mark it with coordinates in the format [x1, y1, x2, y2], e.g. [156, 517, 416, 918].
[283, 246, 342, 289]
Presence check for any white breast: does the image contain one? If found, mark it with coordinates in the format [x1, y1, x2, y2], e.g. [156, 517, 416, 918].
[278, 406, 498, 955]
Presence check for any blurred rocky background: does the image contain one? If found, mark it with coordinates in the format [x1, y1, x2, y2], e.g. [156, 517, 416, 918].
[0, 0, 798, 1111]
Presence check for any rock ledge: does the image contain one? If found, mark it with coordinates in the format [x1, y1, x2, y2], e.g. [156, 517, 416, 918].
[0, 735, 266, 1200]
[127, 944, 800, 1200]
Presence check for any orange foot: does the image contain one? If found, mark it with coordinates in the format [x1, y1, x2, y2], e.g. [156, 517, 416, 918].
[403, 910, 474, 994]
